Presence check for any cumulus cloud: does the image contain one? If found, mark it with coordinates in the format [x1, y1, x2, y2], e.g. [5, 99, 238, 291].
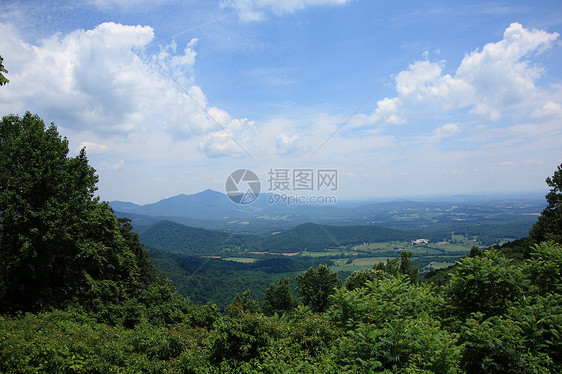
[426, 123, 461, 142]
[352, 97, 405, 128]
[100, 159, 125, 171]
[395, 60, 473, 108]
[531, 101, 562, 118]
[393, 23, 559, 121]
[198, 112, 256, 158]
[222, 0, 351, 22]
[0, 21, 249, 148]
[77, 141, 108, 154]
[457, 22, 559, 120]
[275, 132, 302, 155]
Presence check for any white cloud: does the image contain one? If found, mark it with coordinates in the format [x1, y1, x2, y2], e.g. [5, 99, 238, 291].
[0, 21, 247, 143]
[427, 123, 461, 142]
[457, 22, 559, 120]
[222, 0, 351, 22]
[100, 159, 125, 171]
[275, 132, 302, 155]
[396, 60, 473, 108]
[352, 97, 405, 128]
[198, 115, 256, 158]
[77, 141, 108, 154]
[531, 101, 562, 118]
[393, 23, 559, 121]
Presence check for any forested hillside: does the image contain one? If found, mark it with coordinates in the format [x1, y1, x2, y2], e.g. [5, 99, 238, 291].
[1, 113, 561, 373]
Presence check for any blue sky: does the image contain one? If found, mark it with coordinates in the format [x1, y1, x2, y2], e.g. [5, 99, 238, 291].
[1, 0, 562, 203]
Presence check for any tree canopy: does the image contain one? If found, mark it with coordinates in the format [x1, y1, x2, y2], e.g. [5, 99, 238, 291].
[530, 162, 562, 244]
[0, 113, 189, 326]
[0, 56, 8, 86]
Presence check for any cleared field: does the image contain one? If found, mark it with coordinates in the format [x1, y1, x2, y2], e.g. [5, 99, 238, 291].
[223, 257, 257, 263]
[427, 261, 455, 270]
[301, 250, 350, 257]
[332, 264, 372, 272]
[434, 243, 472, 252]
[352, 257, 392, 266]
[407, 247, 443, 255]
[353, 242, 409, 251]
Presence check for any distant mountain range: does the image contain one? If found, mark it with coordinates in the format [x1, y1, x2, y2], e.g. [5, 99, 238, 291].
[110, 189, 545, 233]
[111, 189, 235, 219]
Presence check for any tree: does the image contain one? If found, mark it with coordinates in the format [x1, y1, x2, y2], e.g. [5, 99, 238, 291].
[373, 251, 418, 282]
[0, 113, 159, 317]
[446, 250, 525, 320]
[262, 278, 297, 316]
[530, 163, 562, 243]
[0, 56, 8, 86]
[295, 264, 341, 313]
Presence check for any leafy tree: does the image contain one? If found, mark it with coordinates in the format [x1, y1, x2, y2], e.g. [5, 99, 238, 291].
[262, 278, 298, 316]
[0, 56, 8, 86]
[530, 163, 562, 243]
[446, 250, 525, 320]
[344, 268, 390, 291]
[373, 251, 419, 282]
[524, 241, 562, 295]
[0, 113, 162, 320]
[226, 289, 261, 316]
[295, 264, 341, 313]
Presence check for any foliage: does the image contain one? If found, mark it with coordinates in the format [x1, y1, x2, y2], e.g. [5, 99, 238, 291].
[530, 162, 562, 244]
[262, 278, 298, 316]
[0, 113, 207, 329]
[446, 250, 525, 320]
[373, 251, 419, 282]
[0, 56, 8, 86]
[295, 264, 341, 313]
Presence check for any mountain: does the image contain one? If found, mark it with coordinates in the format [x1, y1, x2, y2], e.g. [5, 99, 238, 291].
[257, 223, 417, 252]
[134, 220, 419, 255]
[110, 200, 140, 212]
[110, 189, 350, 228]
[130, 189, 232, 217]
[135, 220, 259, 255]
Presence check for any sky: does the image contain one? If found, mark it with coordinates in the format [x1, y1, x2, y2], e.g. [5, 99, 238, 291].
[1, 0, 562, 204]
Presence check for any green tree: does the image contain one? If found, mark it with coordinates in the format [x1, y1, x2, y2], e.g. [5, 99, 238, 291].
[226, 289, 261, 316]
[295, 264, 341, 313]
[0, 56, 8, 86]
[0, 113, 160, 318]
[446, 250, 525, 320]
[373, 251, 419, 282]
[530, 163, 562, 243]
[344, 268, 390, 290]
[262, 278, 298, 316]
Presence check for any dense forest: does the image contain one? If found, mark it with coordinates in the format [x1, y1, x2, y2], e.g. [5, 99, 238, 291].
[1, 113, 561, 373]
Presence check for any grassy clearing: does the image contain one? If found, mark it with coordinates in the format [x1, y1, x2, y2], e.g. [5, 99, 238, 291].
[223, 257, 257, 263]
[301, 250, 348, 257]
[427, 261, 455, 270]
[352, 242, 409, 251]
[333, 264, 373, 272]
[406, 247, 443, 255]
[352, 257, 392, 266]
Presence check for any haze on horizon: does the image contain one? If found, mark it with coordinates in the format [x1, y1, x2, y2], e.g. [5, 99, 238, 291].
[1, 0, 561, 204]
